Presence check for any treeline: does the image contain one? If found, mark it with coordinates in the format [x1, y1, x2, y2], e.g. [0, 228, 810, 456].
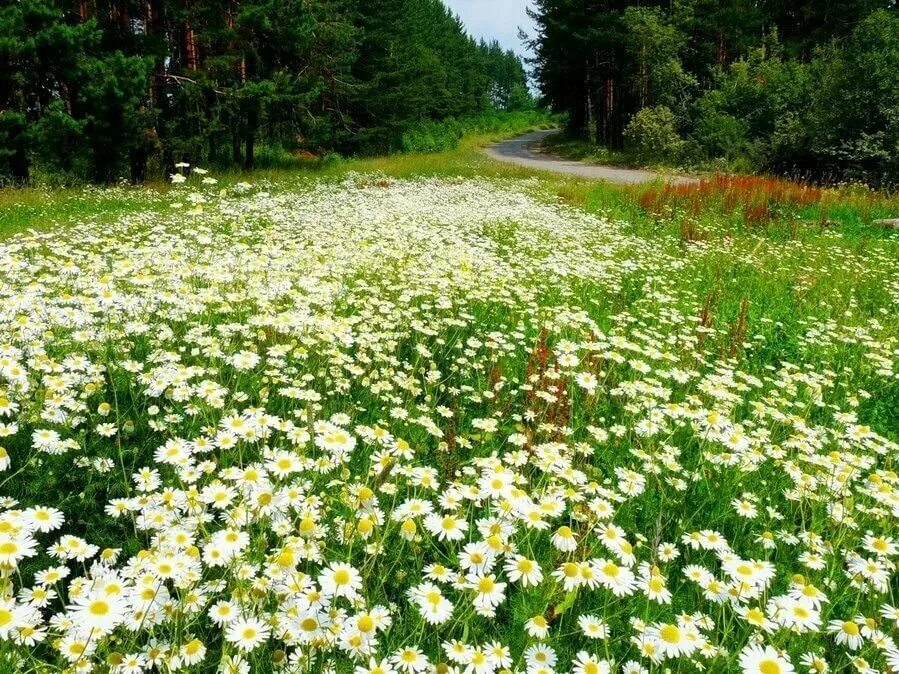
[529, 1, 899, 185]
[0, 0, 532, 183]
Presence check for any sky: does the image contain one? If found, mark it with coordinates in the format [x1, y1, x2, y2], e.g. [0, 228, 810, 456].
[441, 0, 537, 62]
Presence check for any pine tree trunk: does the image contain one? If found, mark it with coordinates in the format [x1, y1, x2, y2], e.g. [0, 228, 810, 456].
[585, 67, 597, 143]
[244, 131, 255, 169]
[244, 104, 257, 169]
[640, 43, 648, 109]
[232, 134, 242, 165]
[598, 77, 621, 149]
[145, 0, 165, 109]
[183, 21, 199, 71]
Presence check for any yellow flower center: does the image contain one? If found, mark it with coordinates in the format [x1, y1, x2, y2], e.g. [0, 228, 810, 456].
[759, 660, 782, 674]
[88, 600, 110, 616]
[478, 577, 495, 593]
[660, 624, 681, 644]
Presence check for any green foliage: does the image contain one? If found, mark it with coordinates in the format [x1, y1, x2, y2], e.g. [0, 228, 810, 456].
[480, 39, 535, 111]
[402, 111, 557, 155]
[622, 106, 685, 163]
[0, 0, 532, 183]
[621, 7, 695, 118]
[531, 1, 899, 185]
[402, 118, 465, 154]
[810, 10, 899, 185]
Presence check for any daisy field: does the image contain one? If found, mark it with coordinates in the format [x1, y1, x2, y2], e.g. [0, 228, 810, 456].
[0, 166, 897, 674]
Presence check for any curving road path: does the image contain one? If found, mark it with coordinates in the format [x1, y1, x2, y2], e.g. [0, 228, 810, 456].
[484, 129, 698, 185]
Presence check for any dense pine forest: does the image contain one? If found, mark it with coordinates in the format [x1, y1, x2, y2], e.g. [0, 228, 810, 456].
[0, 0, 532, 183]
[529, 1, 899, 185]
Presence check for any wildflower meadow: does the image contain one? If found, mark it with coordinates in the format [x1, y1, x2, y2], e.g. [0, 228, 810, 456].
[0, 166, 897, 674]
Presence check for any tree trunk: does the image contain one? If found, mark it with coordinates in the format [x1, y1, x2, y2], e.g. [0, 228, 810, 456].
[130, 147, 148, 183]
[145, 0, 165, 109]
[244, 131, 254, 170]
[232, 133, 242, 165]
[78, 0, 93, 21]
[585, 66, 597, 143]
[163, 148, 175, 177]
[244, 104, 257, 170]
[598, 77, 622, 149]
[183, 20, 199, 71]
[640, 43, 648, 109]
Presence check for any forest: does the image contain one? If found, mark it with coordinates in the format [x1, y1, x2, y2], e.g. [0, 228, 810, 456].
[529, 1, 899, 185]
[0, 0, 532, 183]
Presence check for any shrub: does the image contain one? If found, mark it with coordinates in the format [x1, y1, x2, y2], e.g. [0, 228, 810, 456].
[623, 106, 685, 164]
[401, 118, 465, 153]
[692, 105, 750, 163]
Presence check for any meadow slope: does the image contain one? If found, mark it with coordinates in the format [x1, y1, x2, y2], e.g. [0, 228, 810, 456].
[0, 163, 897, 674]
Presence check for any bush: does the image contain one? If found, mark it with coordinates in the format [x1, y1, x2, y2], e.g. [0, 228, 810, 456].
[623, 106, 685, 163]
[692, 99, 751, 162]
[401, 118, 465, 153]
[809, 10, 899, 186]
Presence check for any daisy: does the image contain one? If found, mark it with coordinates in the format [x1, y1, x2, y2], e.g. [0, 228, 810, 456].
[469, 574, 506, 614]
[739, 644, 795, 674]
[526, 614, 550, 639]
[524, 644, 557, 670]
[880, 603, 899, 625]
[486, 641, 512, 669]
[645, 622, 700, 660]
[459, 542, 496, 574]
[504, 555, 543, 587]
[225, 617, 271, 652]
[553, 561, 585, 591]
[621, 661, 648, 674]
[355, 658, 397, 674]
[319, 562, 363, 600]
[551, 525, 578, 552]
[0, 534, 37, 567]
[578, 614, 609, 639]
[408, 583, 453, 625]
[179, 638, 206, 666]
[572, 651, 610, 674]
[424, 512, 468, 541]
[24, 506, 64, 533]
[69, 592, 127, 634]
[208, 600, 237, 625]
[595, 559, 638, 597]
[799, 652, 829, 673]
[391, 646, 429, 673]
[828, 619, 864, 650]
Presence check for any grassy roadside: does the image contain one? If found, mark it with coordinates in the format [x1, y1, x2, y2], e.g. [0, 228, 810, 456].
[2, 120, 898, 248]
[0, 123, 552, 238]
